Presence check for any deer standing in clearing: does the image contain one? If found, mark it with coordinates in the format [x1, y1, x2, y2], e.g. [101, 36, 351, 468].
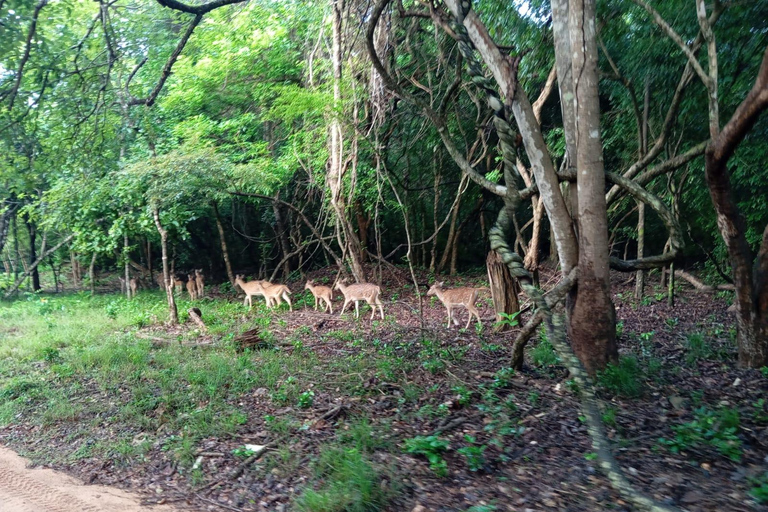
[304, 280, 333, 314]
[186, 274, 197, 300]
[427, 281, 483, 329]
[254, 281, 293, 310]
[195, 269, 204, 298]
[334, 280, 384, 320]
[235, 275, 271, 308]
[129, 277, 138, 298]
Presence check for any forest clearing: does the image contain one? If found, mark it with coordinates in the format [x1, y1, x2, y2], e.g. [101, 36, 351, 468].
[1, 0, 768, 510]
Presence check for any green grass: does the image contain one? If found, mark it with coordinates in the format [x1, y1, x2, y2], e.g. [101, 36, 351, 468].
[295, 446, 393, 512]
[597, 356, 643, 398]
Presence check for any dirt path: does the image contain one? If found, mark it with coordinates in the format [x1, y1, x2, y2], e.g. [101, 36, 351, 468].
[0, 445, 180, 512]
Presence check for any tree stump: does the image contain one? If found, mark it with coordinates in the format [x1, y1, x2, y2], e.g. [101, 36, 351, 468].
[486, 251, 520, 332]
[234, 328, 272, 352]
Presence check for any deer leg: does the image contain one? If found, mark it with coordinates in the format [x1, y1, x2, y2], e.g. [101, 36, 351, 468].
[284, 293, 292, 311]
[465, 308, 472, 330]
[354, 301, 360, 319]
[340, 299, 349, 316]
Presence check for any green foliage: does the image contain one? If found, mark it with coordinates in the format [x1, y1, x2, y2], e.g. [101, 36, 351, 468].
[295, 447, 392, 512]
[456, 435, 487, 472]
[298, 390, 315, 409]
[749, 473, 768, 504]
[403, 436, 450, 477]
[531, 338, 559, 368]
[659, 406, 742, 461]
[597, 356, 643, 398]
[685, 333, 713, 364]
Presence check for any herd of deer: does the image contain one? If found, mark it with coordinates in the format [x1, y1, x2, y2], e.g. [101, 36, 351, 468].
[235, 275, 484, 328]
[123, 270, 487, 328]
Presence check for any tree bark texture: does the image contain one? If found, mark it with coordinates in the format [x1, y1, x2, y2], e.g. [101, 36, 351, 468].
[212, 202, 235, 286]
[153, 207, 178, 324]
[563, 0, 617, 374]
[486, 250, 520, 332]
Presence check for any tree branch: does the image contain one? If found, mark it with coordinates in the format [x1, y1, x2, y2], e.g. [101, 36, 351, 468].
[5, 0, 48, 111]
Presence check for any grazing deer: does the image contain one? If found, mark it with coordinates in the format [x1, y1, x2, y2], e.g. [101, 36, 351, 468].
[254, 281, 293, 310]
[118, 276, 126, 293]
[334, 280, 384, 320]
[195, 269, 204, 298]
[427, 281, 482, 329]
[186, 274, 197, 300]
[304, 280, 333, 314]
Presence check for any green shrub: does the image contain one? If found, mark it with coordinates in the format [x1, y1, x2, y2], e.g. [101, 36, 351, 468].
[456, 435, 486, 472]
[403, 436, 449, 476]
[685, 333, 712, 364]
[749, 472, 768, 504]
[598, 356, 642, 397]
[659, 406, 742, 461]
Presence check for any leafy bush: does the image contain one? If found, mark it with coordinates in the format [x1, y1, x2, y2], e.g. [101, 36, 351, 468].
[531, 338, 559, 367]
[404, 436, 450, 476]
[456, 435, 486, 472]
[659, 406, 742, 461]
[685, 333, 712, 364]
[598, 356, 642, 397]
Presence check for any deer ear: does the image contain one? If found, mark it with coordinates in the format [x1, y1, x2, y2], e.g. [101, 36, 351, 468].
[438, 281, 444, 286]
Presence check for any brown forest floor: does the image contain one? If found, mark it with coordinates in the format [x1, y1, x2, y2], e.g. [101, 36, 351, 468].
[1, 266, 767, 512]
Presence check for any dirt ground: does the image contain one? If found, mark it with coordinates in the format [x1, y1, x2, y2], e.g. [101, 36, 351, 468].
[0, 445, 179, 512]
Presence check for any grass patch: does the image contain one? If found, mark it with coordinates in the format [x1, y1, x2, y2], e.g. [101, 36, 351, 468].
[597, 356, 643, 397]
[295, 446, 393, 512]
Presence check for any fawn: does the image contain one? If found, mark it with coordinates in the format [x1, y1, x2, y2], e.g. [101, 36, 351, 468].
[254, 281, 293, 310]
[334, 280, 384, 320]
[186, 274, 197, 300]
[129, 277, 138, 297]
[427, 281, 482, 329]
[304, 280, 333, 314]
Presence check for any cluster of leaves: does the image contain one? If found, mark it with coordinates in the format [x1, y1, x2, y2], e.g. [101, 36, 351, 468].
[659, 406, 742, 461]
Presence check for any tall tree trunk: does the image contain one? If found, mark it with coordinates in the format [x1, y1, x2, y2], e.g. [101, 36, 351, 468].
[272, 195, 292, 278]
[439, 190, 462, 272]
[635, 201, 645, 299]
[635, 77, 650, 299]
[561, 0, 617, 374]
[124, 233, 131, 299]
[25, 217, 40, 291]
[328, 0, 365, 282]
[487, 250, 520, 332]
[153, 207, 178, 324]
[212, 202, 235, 286]
[89, 252, 96, 295]
[354, 199, 371, 263]
[147, 239, 152, 278]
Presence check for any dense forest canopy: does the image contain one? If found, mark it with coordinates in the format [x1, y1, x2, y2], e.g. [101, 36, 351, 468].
[1, 0, 768, 366]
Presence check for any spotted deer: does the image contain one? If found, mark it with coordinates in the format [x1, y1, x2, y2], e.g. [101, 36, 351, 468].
[304, 280, 333, 314]
[253, 281, 293, 310]
[427, 281, 482, 329]
[169, 275, 185, 295]
[234, 275, 271, 308]
[186, 274, 197, 300]
[334, 280, 384, 320]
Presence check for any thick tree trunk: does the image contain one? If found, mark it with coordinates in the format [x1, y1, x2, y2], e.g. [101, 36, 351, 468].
[25, 218, 40, 291]
[329, 0, 365, 282]
[563, 0, 617, 374]
[487, 251, 520, 332]
[703, 47, 768, 367]
[212, 202, 235, 286]
[153, 208, 178, 324]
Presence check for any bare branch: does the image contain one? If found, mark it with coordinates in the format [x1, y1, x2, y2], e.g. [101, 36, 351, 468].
[5, 0, 48, 111]
[128, 14, 202, 107]
[630, 0, 711, 89]
[155, 0, 245, 15]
